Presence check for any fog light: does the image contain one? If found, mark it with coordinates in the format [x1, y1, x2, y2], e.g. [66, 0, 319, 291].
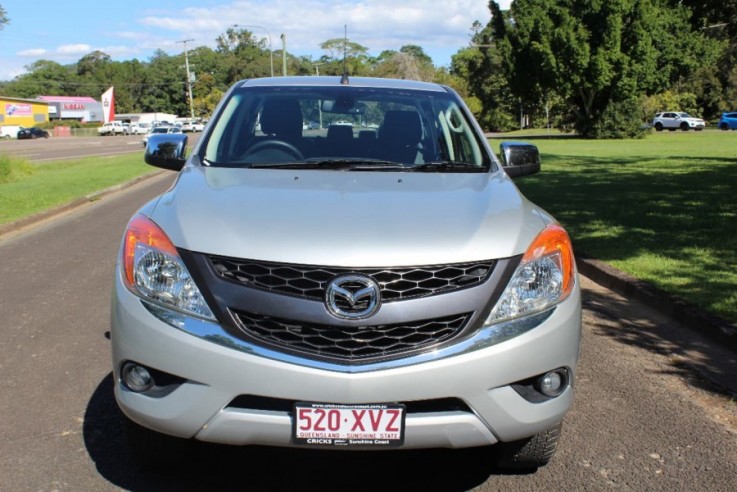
[122, 362, 154, 393]
[537, 369, 567, 397]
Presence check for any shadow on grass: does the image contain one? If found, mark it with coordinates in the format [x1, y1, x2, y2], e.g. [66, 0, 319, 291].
[516, 154, 737, 323]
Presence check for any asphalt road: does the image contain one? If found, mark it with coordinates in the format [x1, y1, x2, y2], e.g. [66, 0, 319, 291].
[0, 132, 201, 163]
[1, 173, 736, 491]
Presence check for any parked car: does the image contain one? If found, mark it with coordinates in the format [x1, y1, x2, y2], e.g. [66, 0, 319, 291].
[112, 76, 582, 471]
[1, 125, 22, 139]
[652, 112, 705, 131]
[128, 122, 150, 135]
[98, 121, 127, 136]
[17, 127, 50, 139]
[718, 112, 737, 130]
[141, 126, 181, 147]
[181, 121, 205, 132]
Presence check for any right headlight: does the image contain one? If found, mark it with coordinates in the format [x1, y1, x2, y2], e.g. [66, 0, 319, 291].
[486, 223, 575, 325]
[121, 214, 215, 321]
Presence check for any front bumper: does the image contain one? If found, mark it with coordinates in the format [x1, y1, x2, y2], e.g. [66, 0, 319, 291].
[111, 270, 582, 450]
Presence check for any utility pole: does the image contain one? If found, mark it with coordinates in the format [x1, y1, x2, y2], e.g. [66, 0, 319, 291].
[280, 33, 287, 76]
[177, 38, 195, 119]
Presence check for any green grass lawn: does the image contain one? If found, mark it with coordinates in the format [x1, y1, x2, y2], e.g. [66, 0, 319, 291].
[492, 130, 737, 323]
[0, 153, 155, 225]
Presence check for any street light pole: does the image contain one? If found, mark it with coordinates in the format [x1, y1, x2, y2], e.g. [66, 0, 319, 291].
[281, 33, 287, 76]
[177, 38, 195, 119]
[232, 24, 274, 77]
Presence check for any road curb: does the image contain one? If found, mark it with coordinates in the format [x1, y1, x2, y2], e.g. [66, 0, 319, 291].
[576, 252, 737, 352]
[0, 170, 164, 237]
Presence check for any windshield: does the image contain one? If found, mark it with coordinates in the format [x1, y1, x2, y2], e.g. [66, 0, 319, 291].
[203, 84, 492, 171]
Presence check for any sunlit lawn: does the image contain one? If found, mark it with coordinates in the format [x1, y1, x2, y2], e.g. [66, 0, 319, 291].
[0, 153, 154, 225]
[492, 129, 737, 323]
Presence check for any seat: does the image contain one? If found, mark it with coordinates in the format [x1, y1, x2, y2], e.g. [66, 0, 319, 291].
[377, 110, 423, 164]
[324, 124, 354, 157]
[251, 98, 307, 159]
[260, 99, 303, 142]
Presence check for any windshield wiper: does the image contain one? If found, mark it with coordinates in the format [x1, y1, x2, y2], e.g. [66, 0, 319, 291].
[411, 161, 485, 172]
[249, 159, 407, 170]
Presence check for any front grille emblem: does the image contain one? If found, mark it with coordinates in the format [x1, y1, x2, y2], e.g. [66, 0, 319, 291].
[325, 275, 381, 320]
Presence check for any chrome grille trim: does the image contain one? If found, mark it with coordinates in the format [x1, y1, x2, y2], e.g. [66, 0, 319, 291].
[232, 310, 470, 362]
[208, 257, 495, 302]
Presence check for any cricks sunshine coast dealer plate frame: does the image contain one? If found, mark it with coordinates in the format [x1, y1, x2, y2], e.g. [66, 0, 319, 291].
[293, 402, 406, 447]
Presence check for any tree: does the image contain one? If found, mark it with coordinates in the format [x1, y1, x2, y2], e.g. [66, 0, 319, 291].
[319, 38, 370, 75]
[0, 3, 8, 30]
[5, 60, 77, 97]
[216, 27, 272, 82]
[452, 2, 518, 131]
[503, 0, 720, 137]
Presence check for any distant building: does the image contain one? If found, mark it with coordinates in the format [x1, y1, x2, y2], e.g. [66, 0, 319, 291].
[0, 96, 49, 128]
[37, 96, 103, 123]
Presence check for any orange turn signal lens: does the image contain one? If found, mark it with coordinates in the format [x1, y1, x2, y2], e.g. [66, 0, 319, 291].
[122, 215, 179, 288]
[521, 223, 575, 300]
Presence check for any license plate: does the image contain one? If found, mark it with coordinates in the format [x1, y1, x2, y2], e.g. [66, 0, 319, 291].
[293, 402, 405, 447]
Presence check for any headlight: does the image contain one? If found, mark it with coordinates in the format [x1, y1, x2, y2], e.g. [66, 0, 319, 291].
[486, 223, 575, 325]
[122, 214, 215, 320]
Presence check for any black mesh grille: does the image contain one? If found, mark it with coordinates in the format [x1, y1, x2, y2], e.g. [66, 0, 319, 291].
[232, 311, 470, 361]
[209, 257, 494, 301]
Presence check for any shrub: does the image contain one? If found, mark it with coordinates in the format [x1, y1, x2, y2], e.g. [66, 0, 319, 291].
[585, 98, 650, 139]
[0, 155, 36, 184]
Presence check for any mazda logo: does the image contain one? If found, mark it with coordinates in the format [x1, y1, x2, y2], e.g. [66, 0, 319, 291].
[325, 274, 381, 320]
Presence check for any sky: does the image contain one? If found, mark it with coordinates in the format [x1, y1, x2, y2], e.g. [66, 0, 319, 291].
[0, 0, 513, 82]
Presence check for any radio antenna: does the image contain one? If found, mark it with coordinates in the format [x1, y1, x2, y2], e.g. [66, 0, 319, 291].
[341, 24, 349, 84]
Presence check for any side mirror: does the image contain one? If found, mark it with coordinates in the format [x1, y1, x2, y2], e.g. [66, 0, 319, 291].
[499, 141, 540, 178]
[144, 134, 188, 171]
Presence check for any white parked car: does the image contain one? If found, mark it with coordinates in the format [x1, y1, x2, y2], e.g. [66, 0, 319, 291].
[98, 121, 126, 136]
[0, 125, 22, 139]
[141, 126, 182, 147]
[181, 121, 205, 132]
[128, 122, 150, 135]
[652, 112, 705, 131]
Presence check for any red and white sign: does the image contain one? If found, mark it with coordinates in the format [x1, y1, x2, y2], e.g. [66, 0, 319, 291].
[293, 402, 405, 447]
[101, 86, 115, 123]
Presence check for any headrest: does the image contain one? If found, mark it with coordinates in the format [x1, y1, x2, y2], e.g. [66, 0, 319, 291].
[327, 124, 353, 141]
[260, 99, 302, 138]
[380, 110, 422, 145]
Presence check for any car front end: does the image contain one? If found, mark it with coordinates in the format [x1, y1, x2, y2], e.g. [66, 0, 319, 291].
[111, 76, 582, 470]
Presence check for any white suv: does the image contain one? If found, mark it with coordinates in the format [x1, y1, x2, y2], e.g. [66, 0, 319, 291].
[112, 76, 582, 471]
[652, 112, 705, 131]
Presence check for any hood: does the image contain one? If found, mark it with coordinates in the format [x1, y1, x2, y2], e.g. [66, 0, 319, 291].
[147, 165, 548, 267]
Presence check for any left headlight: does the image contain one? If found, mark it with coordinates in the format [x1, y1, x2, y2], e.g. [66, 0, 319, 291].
[486, 223, 575, 326]
[122, 214, 215, 320]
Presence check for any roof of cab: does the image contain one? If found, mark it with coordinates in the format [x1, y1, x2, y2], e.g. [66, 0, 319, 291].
[236, 76, 449, 93]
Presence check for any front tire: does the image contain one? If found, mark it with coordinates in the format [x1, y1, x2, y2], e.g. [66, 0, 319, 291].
[493, 422, 562, 471]
[654, 122, 663, 132]
[124, 415, 190, 469]
[680, 122, 689, 131]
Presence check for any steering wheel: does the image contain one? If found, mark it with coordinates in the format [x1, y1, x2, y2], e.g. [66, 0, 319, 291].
[244, 140, 304, 161]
